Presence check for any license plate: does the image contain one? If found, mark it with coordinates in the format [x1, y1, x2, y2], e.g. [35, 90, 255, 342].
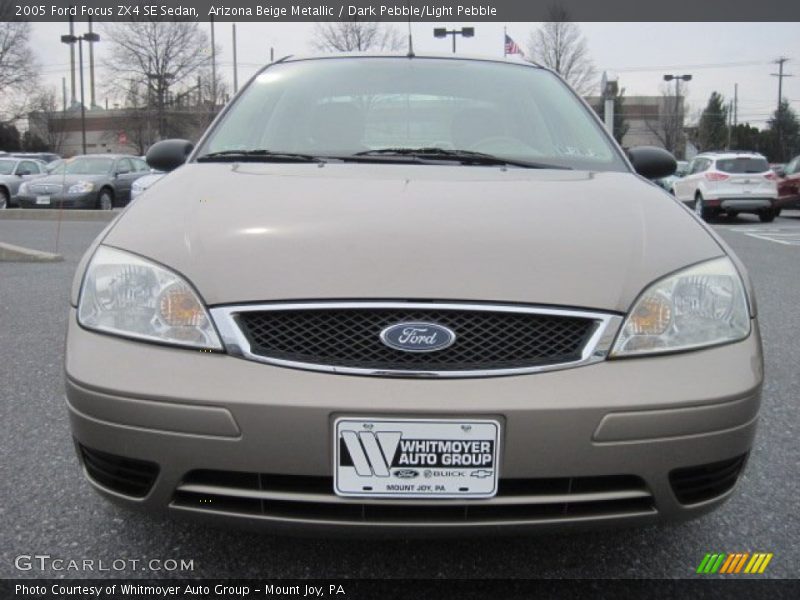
[36, 196, 50, 205]
[334, 417, 500, 498]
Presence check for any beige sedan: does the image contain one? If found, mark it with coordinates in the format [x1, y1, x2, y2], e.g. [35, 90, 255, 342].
[66, 55, 761, 535]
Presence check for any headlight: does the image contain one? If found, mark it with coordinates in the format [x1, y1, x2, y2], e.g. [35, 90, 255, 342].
[68, 181, 95, 194]
[611, 257, 750, 357]
[78, 246, 222, 350]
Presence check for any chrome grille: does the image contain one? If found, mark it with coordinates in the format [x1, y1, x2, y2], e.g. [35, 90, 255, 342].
[28, 182, 64, 194]
[211, 302, 621, 378]
[171, 470, 656, 525]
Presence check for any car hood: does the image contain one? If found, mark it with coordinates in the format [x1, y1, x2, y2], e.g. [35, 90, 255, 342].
[102, 163, 723, 313]
[32, 173, 110, 186]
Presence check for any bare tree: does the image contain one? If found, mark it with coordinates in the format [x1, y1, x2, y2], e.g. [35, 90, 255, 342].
[28, 90, 68, 154]
[311, 21, 404, 53]
[102, 21, 214, 139]
[0, 15, 38, 123]
[644, 85, 688, 158]
[527, 6, 597, 96]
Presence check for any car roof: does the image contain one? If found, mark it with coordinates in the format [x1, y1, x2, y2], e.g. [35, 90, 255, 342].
[68, 154, 132, 160]
[695, 151, 766, 159]
[280, 52, 538, 65]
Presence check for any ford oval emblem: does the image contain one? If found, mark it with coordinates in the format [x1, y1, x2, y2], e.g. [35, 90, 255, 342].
[380, 322, 456, 353]
[393, 469, 420, 479]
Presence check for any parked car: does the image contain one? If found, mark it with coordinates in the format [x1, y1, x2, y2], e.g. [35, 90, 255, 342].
[672, 152, 779, 221]
[775, 155, 800, 212]
[10, 151, 61, 164]
[654, 159, 688, 192]
[130, 171, 165, 201]
[66, 54, 761, 535]
[16, 154, 150, 209]
[0, 156, 48, 209]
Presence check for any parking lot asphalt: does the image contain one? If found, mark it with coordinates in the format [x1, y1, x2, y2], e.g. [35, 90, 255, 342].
[1, 212, 798, 580]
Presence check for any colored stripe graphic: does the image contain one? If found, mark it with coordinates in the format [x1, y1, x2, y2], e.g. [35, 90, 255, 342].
[720, 554, 737, 574]
[698, 552, 773, 574]
[745, 553, 774, 574]
[710, 554, 726, 573]
[733, 553, 750, 573]
[696, 554, 713, 574]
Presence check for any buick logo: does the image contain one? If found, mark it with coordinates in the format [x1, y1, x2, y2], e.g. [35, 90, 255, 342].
[380, 322, 456, 353]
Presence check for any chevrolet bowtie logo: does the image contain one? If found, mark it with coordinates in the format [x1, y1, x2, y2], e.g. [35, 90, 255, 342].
[470, 469, 493, 479]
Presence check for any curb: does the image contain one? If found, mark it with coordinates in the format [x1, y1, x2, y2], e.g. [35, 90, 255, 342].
[0, 242, 64, 262]
[0, 209, 117, 222]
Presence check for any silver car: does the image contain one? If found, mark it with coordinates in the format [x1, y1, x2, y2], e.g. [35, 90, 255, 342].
[66, 55, 762, 535]
[0, 157, 47, 208]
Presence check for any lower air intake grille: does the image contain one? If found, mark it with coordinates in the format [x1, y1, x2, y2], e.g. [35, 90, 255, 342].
[172, 470, 656, 525]
[669, 454, 748, 505]
[79, 444, 159, 498]
[234, 306, 598, 373]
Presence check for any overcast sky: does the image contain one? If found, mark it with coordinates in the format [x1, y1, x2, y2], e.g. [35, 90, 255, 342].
[28, 21, 800, 127]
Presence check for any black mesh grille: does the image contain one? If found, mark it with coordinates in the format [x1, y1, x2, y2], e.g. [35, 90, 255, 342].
[669, 454, 748, 505]
[236, 307, 598, 372]
[79, 444, 159, 498]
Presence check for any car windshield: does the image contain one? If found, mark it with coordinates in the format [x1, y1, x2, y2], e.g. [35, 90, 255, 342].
[0, 160, 16, 175]
[197, 57, 626, 171]
[716, 157, 769, 174]
[63, 157, 114, 175]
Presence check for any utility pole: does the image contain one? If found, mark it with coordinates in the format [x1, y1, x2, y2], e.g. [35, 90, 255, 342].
[726, 100, 733, 150]
[771, 57, 793, 161]
[733, 83, 738, 127]
[232, 24, 238, 94]
[210, 16, 217, 107]
[771, 57, 792, 113]
[88, 17, 97, 109]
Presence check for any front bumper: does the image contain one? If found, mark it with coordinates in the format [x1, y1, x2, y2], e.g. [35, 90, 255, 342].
[718, 198, 774, 211]
[17, 192, 97, 209]
[65, 309, 763, 535]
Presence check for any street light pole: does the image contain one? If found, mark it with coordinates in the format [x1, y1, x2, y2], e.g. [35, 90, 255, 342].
[433, 27, 475, 54]
[61, 31, 100, 155]
[78, 38, 86, 154]
[663, 74, 692, 155]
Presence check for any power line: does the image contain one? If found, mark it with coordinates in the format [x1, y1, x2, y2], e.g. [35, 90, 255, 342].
[604, 59, 776, 74]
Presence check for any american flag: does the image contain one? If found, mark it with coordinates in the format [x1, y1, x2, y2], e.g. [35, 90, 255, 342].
[504, 34, 524, 56]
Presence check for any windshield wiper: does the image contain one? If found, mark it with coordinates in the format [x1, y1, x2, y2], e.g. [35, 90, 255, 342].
[350, 148, 572, 170]
[195, 150, 326, 163]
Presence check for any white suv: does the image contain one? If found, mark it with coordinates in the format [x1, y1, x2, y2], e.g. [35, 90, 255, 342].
[672, 152, 779, 222]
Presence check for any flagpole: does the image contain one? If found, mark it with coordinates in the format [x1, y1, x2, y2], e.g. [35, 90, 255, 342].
[503, 26, 507, 57]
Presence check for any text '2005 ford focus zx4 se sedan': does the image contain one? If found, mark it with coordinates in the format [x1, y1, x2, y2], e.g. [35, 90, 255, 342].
[65, 54, 762, 535]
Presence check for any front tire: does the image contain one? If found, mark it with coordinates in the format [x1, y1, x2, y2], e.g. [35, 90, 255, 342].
[97, 190, 113, 211]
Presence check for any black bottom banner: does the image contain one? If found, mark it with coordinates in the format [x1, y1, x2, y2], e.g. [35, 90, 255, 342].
[2, 579, 798, 600]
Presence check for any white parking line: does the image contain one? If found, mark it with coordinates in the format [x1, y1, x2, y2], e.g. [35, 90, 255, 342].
[716, 225, 800, 246]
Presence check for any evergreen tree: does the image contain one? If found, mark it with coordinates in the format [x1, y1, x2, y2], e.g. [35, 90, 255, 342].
[696, 92, 729, 151]
[0, 122, 21, 151]
[765, 100, 800, 162]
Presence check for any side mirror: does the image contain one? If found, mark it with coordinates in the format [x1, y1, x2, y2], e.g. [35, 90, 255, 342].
[774, 168, 785, 178]
[17, 169, 31, 176]
[115, 168, 131, 176]
[628, 146, 677, 180]
[146, 139, 194, 172]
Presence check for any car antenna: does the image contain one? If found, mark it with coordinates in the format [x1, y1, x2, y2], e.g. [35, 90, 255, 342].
[406, 3, 415, 57]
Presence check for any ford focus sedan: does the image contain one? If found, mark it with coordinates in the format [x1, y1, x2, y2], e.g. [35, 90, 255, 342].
[65, 55, 762, 535]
